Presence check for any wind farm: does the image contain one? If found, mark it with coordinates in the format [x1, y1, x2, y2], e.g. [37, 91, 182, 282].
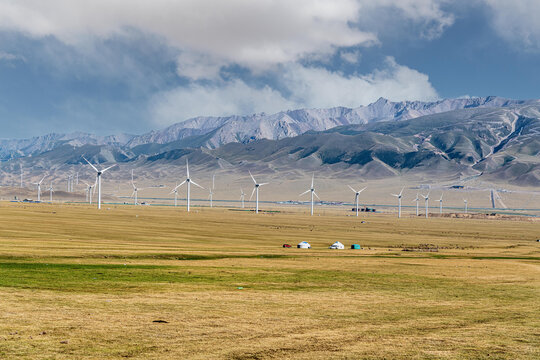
[1, 2, 540, 358]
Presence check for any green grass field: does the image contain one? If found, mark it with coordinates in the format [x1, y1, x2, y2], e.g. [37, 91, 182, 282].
[0, 202, 538, 359]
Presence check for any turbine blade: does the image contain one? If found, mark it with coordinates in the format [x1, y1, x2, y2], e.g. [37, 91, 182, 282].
[358, 187, 367, 193]
[299, 189, 310, 197]
[399, 187, 404, 196]
[348, 185, 357, 193]
[82, 156, 99, 172]
[249, 187, 256, 201]
[311, 173, 314, 188]
[174, 180, 187, 190]
[186, 159, 190, 178]
[101, 164, 117, 173]
[191, 180, 204, 189]
[259, 182, 269, 186]
[249, 171, 257, 184]
[313, 191, 320, 200]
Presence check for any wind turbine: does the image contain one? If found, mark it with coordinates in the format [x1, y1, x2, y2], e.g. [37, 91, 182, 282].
[172, 159, 204, 212]
[83, 157, 117, 210]
[208, 173, 215, 207]
[300, 174, 320, 216]
[48, 182, 54, 202]
[422, 191, 430, 218]
[240, 188, 245, 208]
[463, 198, 468, 213]
[348, 185, 366, 217]
[33, 176, 46, 202]
[131, 170, 160, 205]
[437, 193, 443, 214]
[171, 182, 179, 207]
[82, 180, 96, 204]
[391, 187, 404, 218]
[249, 171, 268, 214]
[412, 193, 420, 216]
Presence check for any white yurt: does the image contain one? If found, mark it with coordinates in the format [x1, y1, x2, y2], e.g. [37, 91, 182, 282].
[329, 241, 345, 249]
[297, 241, 311, 249]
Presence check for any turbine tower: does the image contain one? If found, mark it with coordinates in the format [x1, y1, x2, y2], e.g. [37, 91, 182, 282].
[33, 176, 46, 202]
[240, 188, 245, 208]
[463, 198, 468, 214]
[348, 185, 366, 217]
[172, 159, 204, 212]
[422, 192, 430, 218]
[391, 187, 404, 218]
[412, 193, 420, 216]
[83, 157, 117, 210]
[437, 193, 443, 214]
[249, 171, 268, 214]
[208, 173, 215, 207]
[300, 174, 320, 216]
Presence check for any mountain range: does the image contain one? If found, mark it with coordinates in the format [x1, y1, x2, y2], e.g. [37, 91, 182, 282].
[0, 96, 538, 186]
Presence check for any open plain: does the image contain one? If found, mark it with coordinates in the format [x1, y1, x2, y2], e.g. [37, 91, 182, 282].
[0, 202, 538, 359]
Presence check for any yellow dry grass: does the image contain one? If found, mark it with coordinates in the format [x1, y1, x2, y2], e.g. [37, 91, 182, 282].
[0, 202, 538, 359]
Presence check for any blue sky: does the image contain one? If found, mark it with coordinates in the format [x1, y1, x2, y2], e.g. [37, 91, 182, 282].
[0, 0, 539, 138]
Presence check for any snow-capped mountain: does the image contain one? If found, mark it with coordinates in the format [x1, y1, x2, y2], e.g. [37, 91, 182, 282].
[125, 96, 530, 149]
[0, 96, 533, 161]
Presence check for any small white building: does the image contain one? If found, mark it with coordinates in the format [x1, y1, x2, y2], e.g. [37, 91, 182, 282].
[329, 241, 345, 250]
[297, 241, 311, 249]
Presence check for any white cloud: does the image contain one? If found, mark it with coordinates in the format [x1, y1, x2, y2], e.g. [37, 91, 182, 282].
[0, 0, 374, 75]
[151, 58, 439, 125]
[0, 0, 450, 129]
[284, 57, 439, 108]
[0, 1, 454, 76]
[340, 50, 361, 64]
[483, 0, 540, 50]
[366, 0, 454, 39]
[150, 80, 296, 126]
[0, 51, 25, 62]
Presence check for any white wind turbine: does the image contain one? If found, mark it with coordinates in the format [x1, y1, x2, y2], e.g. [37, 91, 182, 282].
[422, 191, 430, 218]
[171, 182, 179, 207]
[33, 176, 46, 202]
[131, 170, 160, 205]
[412, 193, 420, 216]
[240, 188, 245, 208]
[48, 182, 54, 202]
[437, 193, 444, 214]
[300, 174, 320, 216]
[172, 159, 204, 212]
[249, 171, 268, 214]
[391, 187, 404, 218]
[463, 198, 468, 213]
[82, 180, 96, 204]
[83, 157, 117, 210]
[208, 173, 215, 207]
[348, 185, 366, 217]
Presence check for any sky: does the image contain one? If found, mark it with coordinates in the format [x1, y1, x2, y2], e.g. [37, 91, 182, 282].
[0, 0, 539, 138]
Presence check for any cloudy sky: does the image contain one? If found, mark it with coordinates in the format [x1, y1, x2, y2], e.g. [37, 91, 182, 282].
[0, 0, 539, 138]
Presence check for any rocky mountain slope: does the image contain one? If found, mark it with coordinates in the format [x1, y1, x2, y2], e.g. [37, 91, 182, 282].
[1, 100, 538, 187]
[0, 96, 529, 161]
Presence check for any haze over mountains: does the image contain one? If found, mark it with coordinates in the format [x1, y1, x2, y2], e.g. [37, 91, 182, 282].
[0, 96, 539, 187]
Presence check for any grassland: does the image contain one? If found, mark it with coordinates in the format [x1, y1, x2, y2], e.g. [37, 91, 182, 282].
[0, 202, 538, 359]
